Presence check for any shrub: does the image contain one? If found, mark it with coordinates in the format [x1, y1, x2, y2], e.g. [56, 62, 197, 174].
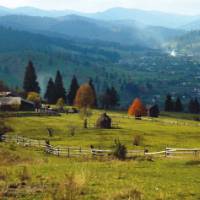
[68, 126, 77, 136]
[112, 188, 142, 200]
[49, 173, 86, 200]
[133, 135, 142, 146]
[0, 170, 8, 181]
[19, 166, 31, 183]
[27, 92, 41, 104]
[113, 139, 127, 160]
[56, 98, 65, 110]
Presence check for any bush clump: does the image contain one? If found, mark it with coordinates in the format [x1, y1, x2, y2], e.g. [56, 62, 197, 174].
[133, 135, 142, 146]
[113, 139, 127, 160]
[112, 188, 142, 200]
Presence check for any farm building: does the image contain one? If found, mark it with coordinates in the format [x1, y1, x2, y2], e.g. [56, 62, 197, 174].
[0, 97, 35, 111]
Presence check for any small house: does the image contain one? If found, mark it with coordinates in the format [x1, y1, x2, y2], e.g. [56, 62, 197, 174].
[0, 97, 35, 111]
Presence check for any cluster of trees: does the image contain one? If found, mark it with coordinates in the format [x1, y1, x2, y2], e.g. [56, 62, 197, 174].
[22, 61, 119, 108]
[188, 98, 200, 114]
[0, 80, 8, 92]
[128, 98, 160, 118]
[164, 94, 200, 114]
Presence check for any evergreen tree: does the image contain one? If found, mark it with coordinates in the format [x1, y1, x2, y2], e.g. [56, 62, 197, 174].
[194, 98, 200, 113]
[165, 94, 174, 111]
[99, 87, 111, 109]
[0, 80, 8, 91]
[175, 97, 183, 112]
[149, 105, 160, 117]
[99, 86, 119, 109]
[188, 99, 195, 113]
[89, 78, 97, 107]
[54, 70, 66, 102]
[67, 75, 79, 105]
[110, 86, 119, 108]
[23, 61, 40, 94]
[44, 78, 56, 104]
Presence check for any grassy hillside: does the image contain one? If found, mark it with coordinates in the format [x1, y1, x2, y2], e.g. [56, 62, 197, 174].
[5, 111, 200, 150]
[1, 111, 200, 199]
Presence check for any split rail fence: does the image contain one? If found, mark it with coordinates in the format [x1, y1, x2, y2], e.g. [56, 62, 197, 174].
[1, 135, 200, 158]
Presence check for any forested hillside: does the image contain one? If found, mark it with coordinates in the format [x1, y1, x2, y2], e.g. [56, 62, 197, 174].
[168, 30, 200, 57]
[0, 15, 184, 47]
[0, 26, 200, 107]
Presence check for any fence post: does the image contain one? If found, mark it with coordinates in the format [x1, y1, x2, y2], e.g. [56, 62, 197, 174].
[80, 147, 82, 155]
[165, 147, 167, 157]
[22, 137, 25, 146]
[67, 147, 70, 158]
[57, 148, 60, 156]
[194, 150, 198, 157]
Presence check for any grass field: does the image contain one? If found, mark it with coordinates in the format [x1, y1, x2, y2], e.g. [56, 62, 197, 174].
[1, 110, 200, 200]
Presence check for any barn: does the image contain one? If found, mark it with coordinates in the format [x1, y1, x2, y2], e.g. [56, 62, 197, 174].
[0, 97, 35, 111]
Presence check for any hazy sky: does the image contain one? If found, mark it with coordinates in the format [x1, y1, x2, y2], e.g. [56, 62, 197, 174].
[0, 0, 200, 15]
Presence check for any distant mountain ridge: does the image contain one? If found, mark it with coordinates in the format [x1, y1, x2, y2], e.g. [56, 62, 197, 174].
[0, 6, 199, 29]
[0, 14, 184, 48]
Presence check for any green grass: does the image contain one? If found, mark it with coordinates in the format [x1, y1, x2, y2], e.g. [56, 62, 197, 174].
[5, 110, 200, 150]
[1, 110, 200, 199]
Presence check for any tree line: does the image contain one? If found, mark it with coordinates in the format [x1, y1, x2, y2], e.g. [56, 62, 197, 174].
[23, 61, 119, 109]
[164, 94, 200, 114]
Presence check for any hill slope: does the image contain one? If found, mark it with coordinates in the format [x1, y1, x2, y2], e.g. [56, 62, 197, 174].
[0, 15, 184, 48]
[0, 6, 199, 29]
[1, 27, 200, 107]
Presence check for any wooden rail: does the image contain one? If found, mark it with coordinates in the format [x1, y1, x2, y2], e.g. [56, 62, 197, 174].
[1, 135, 200, 159]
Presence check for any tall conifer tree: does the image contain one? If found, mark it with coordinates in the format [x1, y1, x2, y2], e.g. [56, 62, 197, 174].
[110, 86, 119, 108]
[54, 70, 66, 102]
[165, 94, 174, 111]
[67, 75, 79, 105]
[175, 97, 183, 112]
[89, 78, 97, 107]
[194, 98, 200, 113]
[23, 61, 40, 93]
[188, 99, 195, 113]
[44, 78, 56, 104]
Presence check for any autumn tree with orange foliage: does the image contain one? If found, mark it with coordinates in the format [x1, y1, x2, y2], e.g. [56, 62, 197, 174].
[128, 98, 147, 117]
[74, 83, 95, 108]
[74, 83, 95, 128]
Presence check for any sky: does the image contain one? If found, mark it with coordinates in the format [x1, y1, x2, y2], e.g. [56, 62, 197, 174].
[0, 0, 200, 15]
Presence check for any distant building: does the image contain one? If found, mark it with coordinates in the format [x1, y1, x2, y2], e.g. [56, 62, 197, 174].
[0, 92, 35, 111]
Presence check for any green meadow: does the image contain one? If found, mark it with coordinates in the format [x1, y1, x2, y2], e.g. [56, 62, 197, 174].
[1, 111, 200, 199]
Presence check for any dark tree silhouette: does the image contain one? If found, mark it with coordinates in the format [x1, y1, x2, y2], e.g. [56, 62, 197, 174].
[175, 97, 183, 112]
[110, 86, 119, 108]
[149, 105, 160, 117]
[0, 80, 8, 92]
[54, 70, 66, 102]
[44, 78, 56, 104]
[23, 61, 40, 94]
[89, 78, 97, 107]
[194, 98, 200, 113]
[165, 94, 174, 112]
[188, 99, 195, 113]
[100, 86, 119, 109]
[67, 75, 79, 105]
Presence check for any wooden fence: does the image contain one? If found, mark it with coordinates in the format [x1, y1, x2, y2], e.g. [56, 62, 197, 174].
[1, 135, 200, 159]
